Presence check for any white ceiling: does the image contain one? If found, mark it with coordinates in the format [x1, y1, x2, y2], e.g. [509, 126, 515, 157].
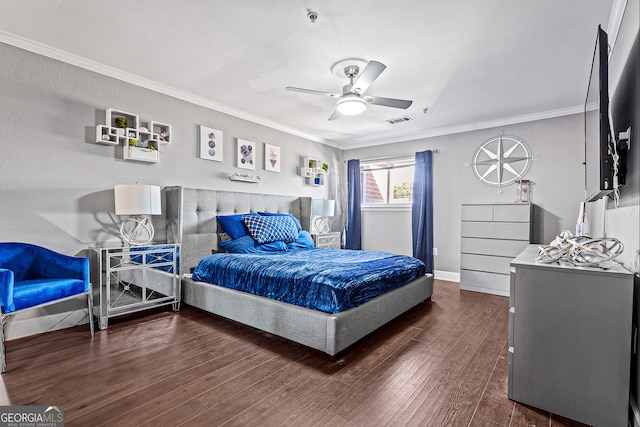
[0, 1, 615, 149]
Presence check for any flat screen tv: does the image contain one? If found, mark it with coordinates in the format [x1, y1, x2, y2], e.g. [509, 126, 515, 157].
[584, 25, 617, 202]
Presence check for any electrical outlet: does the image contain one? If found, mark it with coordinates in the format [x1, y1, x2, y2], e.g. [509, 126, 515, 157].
[433, 247, 438, 256]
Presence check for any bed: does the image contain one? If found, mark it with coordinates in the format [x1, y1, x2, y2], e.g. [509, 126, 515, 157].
[165, 186, 433, 356]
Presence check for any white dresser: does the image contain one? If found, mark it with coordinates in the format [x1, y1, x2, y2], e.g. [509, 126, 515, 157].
[460, 203, 531, 296]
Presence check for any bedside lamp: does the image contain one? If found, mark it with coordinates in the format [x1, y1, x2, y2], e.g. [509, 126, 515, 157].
[114, 183, 161, 245]
[311, 199, 335, 234]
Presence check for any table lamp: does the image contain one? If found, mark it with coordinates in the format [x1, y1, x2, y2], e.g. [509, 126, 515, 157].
[114, 183, 161, 245]
[311, 199, 335, 234]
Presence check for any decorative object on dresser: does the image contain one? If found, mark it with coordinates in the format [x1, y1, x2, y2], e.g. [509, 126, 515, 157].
[460, 203, 531, 296]
[535, 229, 624, 268]
[509, 245, 633, 426]
[114, 183, 161, 245]
[90, 244, 180, 330]
[311, 198, 335, 234]
[94, 108, 171, 163]
[312, 232, 341, 249]
[0, 242, 94, 372]
[198, 125, 223, 162]
[515, 179, 531, 202]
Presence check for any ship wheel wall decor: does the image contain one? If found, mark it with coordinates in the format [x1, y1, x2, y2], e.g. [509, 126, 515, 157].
[465, 132, 534, 193]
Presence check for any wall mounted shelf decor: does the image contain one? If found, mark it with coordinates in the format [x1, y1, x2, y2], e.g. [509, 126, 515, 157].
[95, 108, 171, 163]
[301, 157, 329, 186]
[229, 173, 262, 183]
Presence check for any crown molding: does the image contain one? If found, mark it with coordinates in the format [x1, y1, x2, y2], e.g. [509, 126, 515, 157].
[336, 104, 586, 150]
[0, 30, 328, 145]
[0, 29, 594, 152]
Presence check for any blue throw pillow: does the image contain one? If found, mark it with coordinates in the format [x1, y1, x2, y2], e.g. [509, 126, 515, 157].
[217, 213, 259, 239]
[258, 212, 302, 231]
[243, 215, 299, 244]
[218, 235, 287, 253]
[287, 230, 315, 249]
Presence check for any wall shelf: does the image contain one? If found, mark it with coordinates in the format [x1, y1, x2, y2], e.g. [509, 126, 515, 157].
[94, 108, 171, 163]
[301, 158, 329, 186]
[124, 144, 159, 163]
[230, 173, 262, 183]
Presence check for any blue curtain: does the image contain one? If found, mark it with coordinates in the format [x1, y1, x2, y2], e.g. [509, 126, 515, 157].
[345, 159, 362, 250]
[412, 150, 433, 273]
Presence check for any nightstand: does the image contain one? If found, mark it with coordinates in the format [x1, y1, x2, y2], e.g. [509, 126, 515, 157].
[312, 232, 341, 249]
[90, 244, 180, 330]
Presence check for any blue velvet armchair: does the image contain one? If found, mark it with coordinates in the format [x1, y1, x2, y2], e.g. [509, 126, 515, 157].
[0, 242, 94, 372]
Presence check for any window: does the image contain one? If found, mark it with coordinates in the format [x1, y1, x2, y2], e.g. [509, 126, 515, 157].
[360, 159, 414, 206]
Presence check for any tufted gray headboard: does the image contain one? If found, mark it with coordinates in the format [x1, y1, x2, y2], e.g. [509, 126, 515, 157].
[164, 186, 312, 275]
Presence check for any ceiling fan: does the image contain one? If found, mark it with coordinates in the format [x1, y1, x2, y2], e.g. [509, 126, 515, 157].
[286, 60, 413, 120]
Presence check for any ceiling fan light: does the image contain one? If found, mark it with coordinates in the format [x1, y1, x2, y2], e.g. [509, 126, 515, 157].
[336, 96, 367, 115]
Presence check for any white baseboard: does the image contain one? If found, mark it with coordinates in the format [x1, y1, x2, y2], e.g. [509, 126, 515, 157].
[434, 270, 460, 282]
[459, 284, 510, 297]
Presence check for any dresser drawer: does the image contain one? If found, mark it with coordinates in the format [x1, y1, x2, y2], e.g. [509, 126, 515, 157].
[461, 204, 494, 221]
[461, 221, 530, 240]
[460, 269, 510, 294]
[460, 253, 513, 275]
[461, 237, 529, 257]
[313, 232, 341, 249]
[493, 204, 531, 222]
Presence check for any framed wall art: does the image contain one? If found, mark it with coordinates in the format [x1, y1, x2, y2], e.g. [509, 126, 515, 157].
[264, 143, 281, 173]
[236, 138, 256, 170]
[199, 125, 223, 162]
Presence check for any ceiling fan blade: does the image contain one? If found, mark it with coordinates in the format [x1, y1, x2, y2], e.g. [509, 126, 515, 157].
[328, 110, 342, 121]
[286, 87, 341, 97]
[365, 95, 413, 109]
[352, 61, 386, 94]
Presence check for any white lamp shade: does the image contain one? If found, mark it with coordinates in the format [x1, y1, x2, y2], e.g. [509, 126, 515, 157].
[336, 95, 367, 115]
[114, 184, 161, 215]
[311, 199, 336, 217]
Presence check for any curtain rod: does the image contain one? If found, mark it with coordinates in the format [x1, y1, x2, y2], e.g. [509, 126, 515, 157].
[344, 149, 439, 163]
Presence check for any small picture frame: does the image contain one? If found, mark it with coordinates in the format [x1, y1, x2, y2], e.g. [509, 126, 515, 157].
[264, 143, 281, 173]
[236, 138, 256, 170]
[199, 125, 223, 162]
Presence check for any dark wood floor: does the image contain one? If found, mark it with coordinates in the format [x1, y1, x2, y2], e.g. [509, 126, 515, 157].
[0, 280, 589, 426]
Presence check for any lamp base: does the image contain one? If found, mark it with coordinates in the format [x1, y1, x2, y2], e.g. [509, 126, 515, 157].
[120, 216, 155, 246]
[313, 217, 332, 235]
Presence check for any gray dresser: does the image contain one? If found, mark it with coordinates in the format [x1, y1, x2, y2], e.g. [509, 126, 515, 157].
[509, 245, 633, 426]
[460, 203, 531, 295]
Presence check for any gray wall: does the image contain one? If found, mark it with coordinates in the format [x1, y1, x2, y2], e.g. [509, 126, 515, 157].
[0, 41, 343, 252]
[0, 42, 342, 338]
[344, 113, 586, 277]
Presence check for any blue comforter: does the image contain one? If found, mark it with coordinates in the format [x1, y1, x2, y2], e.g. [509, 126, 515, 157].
[191, 249, 426, 313]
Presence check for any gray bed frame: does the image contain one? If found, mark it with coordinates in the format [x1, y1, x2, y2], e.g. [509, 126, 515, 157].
[165, 186, 433, 356]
